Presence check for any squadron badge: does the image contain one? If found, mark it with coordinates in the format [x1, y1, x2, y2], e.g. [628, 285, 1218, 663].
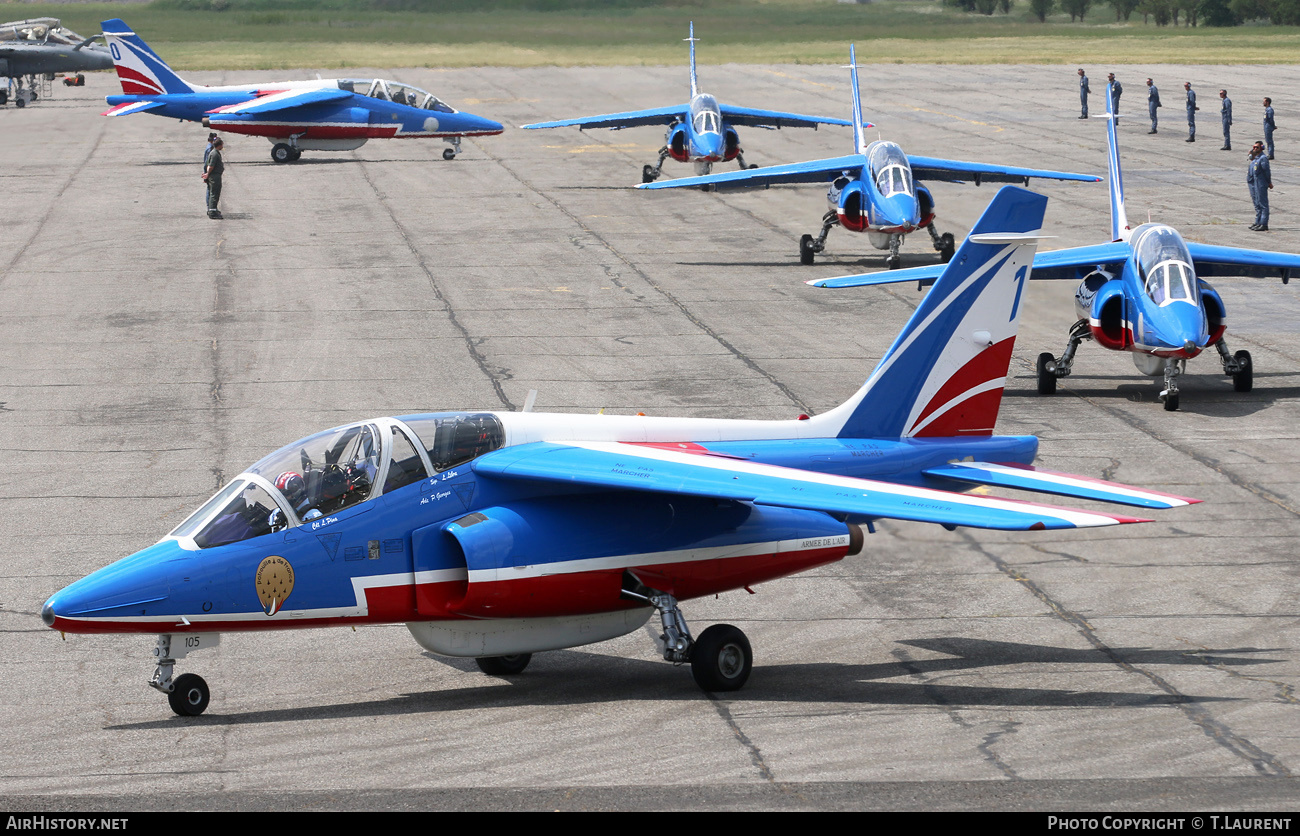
[255, 555, 294, 616]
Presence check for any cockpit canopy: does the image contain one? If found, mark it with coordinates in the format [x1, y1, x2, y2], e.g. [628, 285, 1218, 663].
[170, 413, 504, 550]
[338, 78, 457, 113]
[867, 141, 914, 198]
[1132, 224, 1196, 306]
[690, 94, 722, 134]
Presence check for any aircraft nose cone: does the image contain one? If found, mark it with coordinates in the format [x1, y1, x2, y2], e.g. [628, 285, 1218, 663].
[878, 194, 919, 229]
[41, 600, 55, 628]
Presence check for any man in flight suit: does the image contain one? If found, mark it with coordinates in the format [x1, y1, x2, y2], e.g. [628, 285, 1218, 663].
[203, 137, 224, 220]
[1220, 89, 1233, 150]
[1078, 68, 1090, 119]
[1185, 82, 1198, 142]
[1108, 73, 1122, 116]
[1248, 141, 1272, 231]
[1147, 79, 1161, 134]
[1264, 97, 1276, 159]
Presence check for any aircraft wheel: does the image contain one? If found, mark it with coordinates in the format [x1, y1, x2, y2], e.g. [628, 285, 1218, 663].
[1233, 350, 1253, 392]
[1036, 353, 1058, 395]
[289, 149, 302, 162]
[442, 147, 456, 161]
[167, 673, 210, 717]
[30, 89, 37, 101]
[15, 97, 24, 109]
[887, 255, 902, 270]
[475, 654, 532, 676]
[271, 143, 294, 163]
[642, 164, 658, 184]
[748, 163, 758, 169]
[0, 90, 8, 105]
[939, 233, 955, 263]
[1163, 393, 1180, 412]
[799, 234, 816, 265]
[691, 624, 752, 693]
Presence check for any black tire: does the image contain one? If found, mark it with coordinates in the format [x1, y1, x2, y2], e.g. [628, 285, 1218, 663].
[168, 673, 210, 717]
[691, 624, 752, 692]
[15, 97, 24, 109]
[642, 164, 657, 184]
[747, 163, 758, 169]
[799, 234, 816, 266]
[442, 147, 456, 161]
[1233, 350, 1253, 392]
[476, 654, 532, 676]
[1036, 352, 1058, 395]
[887, 255, 902, 270]
[939, 232, 955, 263]
[1163, 393, 1180, 412]
[271, 143, 293, 164]
[0, 91, 7, 105]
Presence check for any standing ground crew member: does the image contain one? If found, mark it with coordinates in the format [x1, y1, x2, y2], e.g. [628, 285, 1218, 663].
[203, 137, 224, 220]
[1078, 68, 1090, 119]
[1108, 73, 1122, 115]
[1147, 79, 1161, 134]
[1185, 82, 1198, 142]
[1220, 90, 1233, 150]
[1248, 141, 1272, 231]
[1264, 98, 1276, 159]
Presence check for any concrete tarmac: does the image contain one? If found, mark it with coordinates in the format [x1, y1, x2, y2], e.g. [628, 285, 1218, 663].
[1, 65, 1298, 812]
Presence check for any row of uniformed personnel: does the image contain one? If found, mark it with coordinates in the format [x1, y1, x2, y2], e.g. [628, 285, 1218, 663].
[1077, 69, 1277, 159]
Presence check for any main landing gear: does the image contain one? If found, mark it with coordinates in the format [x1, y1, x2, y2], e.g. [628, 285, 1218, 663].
[1036, 319, 1091, 396]
[927, 225, 956, 263]
[631, 588, 753, 692]
[642, 146, 673, 183]
[799, 211, 839, 266]
[1217, 340, 1253, 393]
[271, 142, 302, 164]
[734, 150, 759, 171]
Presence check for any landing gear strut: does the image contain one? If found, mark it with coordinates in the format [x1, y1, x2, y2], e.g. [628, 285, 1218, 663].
[1160, 358, 1185, 411]
[735, 150, 758, 171]
[642, 147, 673, 183]
[1216, 340, 1253, 392]
[149, 633, 218, 716]
[1037, 319, 1091, 395]
[799, 210, 838, 265]
[627, 588, 753, 692]
[927, 224, 956, 263]
[886, 233, 904, 270]
[443, 136, 462, 161]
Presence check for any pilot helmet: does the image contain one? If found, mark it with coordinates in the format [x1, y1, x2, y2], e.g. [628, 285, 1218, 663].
[275, 471, 308, 511]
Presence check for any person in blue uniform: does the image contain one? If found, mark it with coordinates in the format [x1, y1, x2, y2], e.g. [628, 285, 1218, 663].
[1248, 141, 1272, 231]
[1185, 82, 1198, 142]
[1146, 78, 1161, 134]
[1078, 68, 1089, 119]
[1220, 90, 1233, 150]
[1107, 73, 1122, 115]
[1264, 97, 1276, 159]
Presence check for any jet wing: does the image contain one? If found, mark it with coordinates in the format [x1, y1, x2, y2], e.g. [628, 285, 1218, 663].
[474, 441, 1151, 531]
[1186, 242, 1300, 280]
[205, 87, 351, 116]
[718, 104, 855, 130]
[921, 462, 1200, 509]
[907, 154, 1102, 185]
[639, 154, 867, 191]
[523, 105, 689, 131]
[102, 100, 167, 117]
[808, 241, 1134, 288]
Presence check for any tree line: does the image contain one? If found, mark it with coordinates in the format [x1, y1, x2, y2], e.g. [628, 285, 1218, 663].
[945, 0, 1300, 26]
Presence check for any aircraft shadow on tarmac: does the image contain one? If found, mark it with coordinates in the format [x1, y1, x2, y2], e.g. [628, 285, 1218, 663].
[104, 638, 1272, 729]
[1004, 377, 1300, 418]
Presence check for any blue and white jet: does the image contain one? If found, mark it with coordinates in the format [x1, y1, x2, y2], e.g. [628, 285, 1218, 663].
[42, 187, 1198, 716]
[522, 23, 853, 183]
[640, 46, 1103, 270]
[98, 18, 503, 163]
[810, 84, 1300, 412]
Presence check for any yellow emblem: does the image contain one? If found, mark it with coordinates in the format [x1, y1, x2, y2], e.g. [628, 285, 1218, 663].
[255, 555, 294, 616]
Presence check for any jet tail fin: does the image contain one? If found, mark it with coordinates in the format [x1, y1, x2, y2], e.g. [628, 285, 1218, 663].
[848, 44, 866, 154]
[686, 21, 699, 98]
[807, 186, 1047, 440]
[1105, 81, 1131, 242]
[100, 18, 196, 96]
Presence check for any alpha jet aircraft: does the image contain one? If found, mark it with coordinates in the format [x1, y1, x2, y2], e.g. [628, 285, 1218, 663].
[0, 18, 112, 107]
[98, 18, 503, 163]
[640, 46, 1102, 269]
[522, 23, 853, 183]
[811, 85, 1300, 411]
[42, 188, 1198, 716]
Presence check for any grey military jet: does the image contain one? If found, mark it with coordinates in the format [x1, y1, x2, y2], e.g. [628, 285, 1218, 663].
[0, 18, 113, 107]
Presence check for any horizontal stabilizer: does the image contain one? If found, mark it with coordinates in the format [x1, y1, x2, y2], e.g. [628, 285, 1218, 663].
[476, 441, 1151, 531]
[101, 100, 166, 117]
[922, 461, 1201, 509]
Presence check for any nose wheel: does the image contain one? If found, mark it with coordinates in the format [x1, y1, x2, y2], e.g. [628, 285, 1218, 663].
[167, 673, 211, 717]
